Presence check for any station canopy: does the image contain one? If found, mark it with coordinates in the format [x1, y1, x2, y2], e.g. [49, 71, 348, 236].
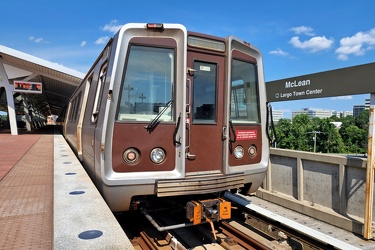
[0, 45, 84, 116]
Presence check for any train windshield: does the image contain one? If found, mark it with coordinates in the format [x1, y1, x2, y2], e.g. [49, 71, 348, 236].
[230, 59, 260, 123]
[117, 45, 174, 122]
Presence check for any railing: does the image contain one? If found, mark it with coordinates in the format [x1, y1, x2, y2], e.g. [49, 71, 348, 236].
[257, 148, 374, 237]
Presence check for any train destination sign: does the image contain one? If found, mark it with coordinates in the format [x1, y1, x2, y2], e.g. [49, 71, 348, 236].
[13, 81, 42, 94]
[266, 62, 375, 102]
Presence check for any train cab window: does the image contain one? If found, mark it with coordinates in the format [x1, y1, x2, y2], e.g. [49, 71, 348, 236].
[91, 64, 108, 124]
[117, 45, 175, 123]
[230, 59, 260, 123]
[192, 61, 217, 123]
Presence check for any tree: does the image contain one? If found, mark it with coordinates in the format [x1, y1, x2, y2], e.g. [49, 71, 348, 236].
[274, 112, 367, 154]
[355, 109, 369, 151]
[341, 115, 355, 127]
[317, 118, 345, 153]
[343, 125, 366, 153]
[274, 118, 293, 149]
[290, 114, 311, 151]
[330, 115, 340, 122]
[355, 109, 369, 130]
[339, 110, 368, 153]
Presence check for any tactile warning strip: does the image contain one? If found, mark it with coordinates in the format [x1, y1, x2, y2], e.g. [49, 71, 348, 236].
[0, 134, 53, 249]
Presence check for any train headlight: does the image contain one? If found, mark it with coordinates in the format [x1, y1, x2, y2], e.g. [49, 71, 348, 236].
[150, 148, 166, 164]
[248, 145, 257, 158]
[123, 148, 140, 164]
[234, 146, 244, 159]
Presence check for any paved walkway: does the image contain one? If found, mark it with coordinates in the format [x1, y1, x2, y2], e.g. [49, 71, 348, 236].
[0, 128, 53, 249]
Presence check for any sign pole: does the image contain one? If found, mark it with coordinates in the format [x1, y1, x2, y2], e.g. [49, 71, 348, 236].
[364, 92, 375, 239]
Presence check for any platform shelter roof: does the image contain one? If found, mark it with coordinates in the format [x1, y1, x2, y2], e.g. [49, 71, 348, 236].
[0, 45, 84, 116]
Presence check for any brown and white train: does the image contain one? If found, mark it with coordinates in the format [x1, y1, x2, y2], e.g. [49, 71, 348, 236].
[59, 23, 270, 212]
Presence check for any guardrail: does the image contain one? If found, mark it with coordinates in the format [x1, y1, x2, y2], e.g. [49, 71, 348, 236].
[256, 148, 374, 237]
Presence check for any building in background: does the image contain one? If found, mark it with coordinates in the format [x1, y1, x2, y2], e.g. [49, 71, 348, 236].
[353, 98, 370, 117]
[292, 108, 332, 119]
[292, 108, 355, 119]
[271, 109, 283, 123]
[342, 111, 353, 117]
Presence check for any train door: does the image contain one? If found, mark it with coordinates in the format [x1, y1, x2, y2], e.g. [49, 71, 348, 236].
[80, 60, 108, 182]
[185, 52, 225, 173]
[76, 74, 93, 161]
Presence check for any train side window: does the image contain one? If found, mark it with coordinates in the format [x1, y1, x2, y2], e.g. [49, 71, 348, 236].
[230, 59, 260, 123]
[68, 92, 81, 123]
[91, 63, 108, 124]
[81, 74, 92, 119]
[73, 92, 82, 122]
[117, 45, 175, 122]
[67, 100, 74, 122]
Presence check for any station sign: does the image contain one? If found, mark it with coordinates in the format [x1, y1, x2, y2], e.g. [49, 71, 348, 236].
[13, 81, 42, 94]
[266, 62, 375, 102]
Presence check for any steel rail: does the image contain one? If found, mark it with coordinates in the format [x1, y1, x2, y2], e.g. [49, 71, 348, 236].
[219, 221, 272, 250]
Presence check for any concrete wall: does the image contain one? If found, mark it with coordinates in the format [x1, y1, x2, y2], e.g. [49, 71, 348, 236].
[257, 148, 372, 236]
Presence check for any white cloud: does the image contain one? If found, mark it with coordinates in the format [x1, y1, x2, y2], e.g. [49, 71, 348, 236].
[269, 48, 288, 56]
[102, 20, 123, 34]
[29, 36, 48, 44]
[330, 96, 353, 100]
[93, 20, 123, 46]
[81, 41, 87, 47]
[290, 26, 315, 36]
[95, 36, 109, 45]
[289, 36, 334, 52]
[335, 28, 375, 60]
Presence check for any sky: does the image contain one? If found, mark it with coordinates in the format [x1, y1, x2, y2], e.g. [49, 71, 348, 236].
[1, 1, 374, 118]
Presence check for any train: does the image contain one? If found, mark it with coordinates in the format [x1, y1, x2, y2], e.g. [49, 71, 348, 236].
[47, 115, 57, 125]
[60, 23, 270, 213]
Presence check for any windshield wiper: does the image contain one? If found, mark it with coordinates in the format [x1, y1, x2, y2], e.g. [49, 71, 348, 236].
[229, 119, 237, 143]
[145, 100, 173, 132]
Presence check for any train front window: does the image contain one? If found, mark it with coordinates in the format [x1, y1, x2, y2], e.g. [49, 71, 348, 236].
[230, 59, 260, 123]
[117, 45, 174, 122]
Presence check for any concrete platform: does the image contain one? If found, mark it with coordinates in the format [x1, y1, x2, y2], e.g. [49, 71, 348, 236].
[0, 126, 133, 249]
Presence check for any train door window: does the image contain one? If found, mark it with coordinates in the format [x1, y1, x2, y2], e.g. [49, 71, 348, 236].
[192, 61, 217, 123]
[117, 45, 175, 122]
[91, 63, 108, 124]
[230, 59, 260, 123]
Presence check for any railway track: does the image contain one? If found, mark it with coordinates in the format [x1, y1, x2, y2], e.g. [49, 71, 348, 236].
[127, 216, 275, 249]
[116, 192, 361, 250]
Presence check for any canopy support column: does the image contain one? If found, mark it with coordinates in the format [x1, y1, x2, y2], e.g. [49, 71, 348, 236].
[0, 58, 17, 135]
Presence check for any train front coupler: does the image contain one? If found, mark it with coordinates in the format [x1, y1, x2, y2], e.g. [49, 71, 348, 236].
[186, 198, 232, 240]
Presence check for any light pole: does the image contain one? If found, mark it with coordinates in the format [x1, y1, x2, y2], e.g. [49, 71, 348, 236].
[308, 131, 321, 153]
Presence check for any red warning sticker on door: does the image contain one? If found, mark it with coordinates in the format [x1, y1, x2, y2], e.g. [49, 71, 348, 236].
[236, 130, 257, 140]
